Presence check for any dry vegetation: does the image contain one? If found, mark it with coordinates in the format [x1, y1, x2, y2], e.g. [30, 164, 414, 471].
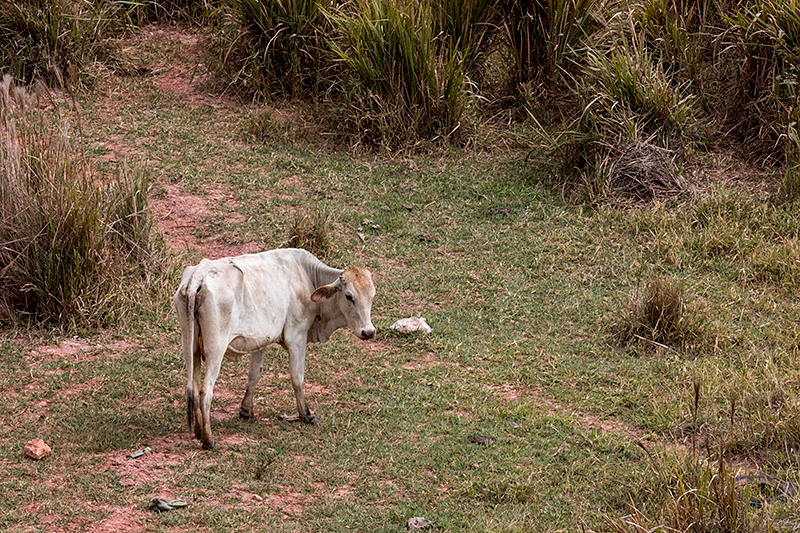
[1, 1, 800, 532]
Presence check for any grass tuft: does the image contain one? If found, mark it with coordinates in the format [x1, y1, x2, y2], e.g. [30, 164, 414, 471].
[0, 75, 168, 329]
[286, 207, 331, 257]
[615, 275, 705, 352]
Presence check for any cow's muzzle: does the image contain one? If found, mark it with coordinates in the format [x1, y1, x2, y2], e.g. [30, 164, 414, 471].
[360, 328, 376, 340]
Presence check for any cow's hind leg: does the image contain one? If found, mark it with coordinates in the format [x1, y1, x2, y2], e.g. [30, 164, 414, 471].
[240, 349, 264, 419]
[192, 349, 203, 440]
[198, 343, 225, 450]
[286, 340, 317, 424]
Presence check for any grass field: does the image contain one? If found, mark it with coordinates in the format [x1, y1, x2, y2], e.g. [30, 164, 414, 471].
[2, 25, 800, 532]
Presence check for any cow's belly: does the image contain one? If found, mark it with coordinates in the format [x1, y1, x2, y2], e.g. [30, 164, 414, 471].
[226, 334, 274, 356]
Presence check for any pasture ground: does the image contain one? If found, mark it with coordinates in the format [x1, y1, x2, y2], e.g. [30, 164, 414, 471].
[2, 24, 800, 532]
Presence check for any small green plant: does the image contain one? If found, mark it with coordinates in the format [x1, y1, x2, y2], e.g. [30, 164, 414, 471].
[243, 107, 278, 143]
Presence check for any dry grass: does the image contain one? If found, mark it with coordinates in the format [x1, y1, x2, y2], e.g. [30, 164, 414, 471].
[0, 75, 168, 329]
[615, 274, 706, 352]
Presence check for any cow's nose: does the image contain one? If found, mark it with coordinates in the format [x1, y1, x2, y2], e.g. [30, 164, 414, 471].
[361, 328, 376, 339]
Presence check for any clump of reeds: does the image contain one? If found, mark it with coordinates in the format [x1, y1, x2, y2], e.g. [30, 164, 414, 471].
[325, 0, 476, 149]
[499, 0, 598, 90]
[0, 75, 163, 329]
[217, 0, 334, 99]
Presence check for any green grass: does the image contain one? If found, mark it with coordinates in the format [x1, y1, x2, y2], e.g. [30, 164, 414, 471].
[3, 28, 800, 533]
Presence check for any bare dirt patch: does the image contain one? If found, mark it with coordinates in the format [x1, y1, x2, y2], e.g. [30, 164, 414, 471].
[151, 183, 266, 258]
[259, 486, 315, 516]
[84, 505, 147, 533]
[134, 25, 237, 109]
[401, 351, 459, 371]
[27, 336, 142, 362]
[528, 387, 644, 440]
[104, 445, 183, 489]
[484, 382, 522, 402]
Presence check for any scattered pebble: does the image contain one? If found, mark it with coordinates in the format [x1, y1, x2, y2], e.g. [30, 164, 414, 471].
[24, 438, 51, 460]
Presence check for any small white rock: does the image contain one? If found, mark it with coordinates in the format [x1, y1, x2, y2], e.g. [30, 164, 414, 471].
[407, 516, 434, 530]
[390, 317, 432, 334]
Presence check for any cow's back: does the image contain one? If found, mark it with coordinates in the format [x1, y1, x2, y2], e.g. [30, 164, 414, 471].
[193, 249, 323, 351]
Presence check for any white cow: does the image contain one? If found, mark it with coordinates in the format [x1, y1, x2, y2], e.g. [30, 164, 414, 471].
[173, 248, 376, 449]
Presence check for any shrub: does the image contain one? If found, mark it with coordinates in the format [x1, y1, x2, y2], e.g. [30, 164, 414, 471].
[325, 0, 476, 149]
[220, 0, 334, 98]
[499, 0, 598, 90]
[0, 75, 163, 329]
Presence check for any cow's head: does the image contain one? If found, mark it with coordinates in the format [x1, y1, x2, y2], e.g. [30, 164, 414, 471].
[311, 268, 376, 339]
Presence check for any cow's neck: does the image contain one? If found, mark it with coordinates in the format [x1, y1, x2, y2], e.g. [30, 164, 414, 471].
[308, 300, 348, 343]
[309, 261, 342, 289]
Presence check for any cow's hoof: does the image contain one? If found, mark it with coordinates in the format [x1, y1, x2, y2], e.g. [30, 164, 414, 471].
[239, 407, 254, 419]
[302, 415, 319, 425]
[202, 440, 216, 450]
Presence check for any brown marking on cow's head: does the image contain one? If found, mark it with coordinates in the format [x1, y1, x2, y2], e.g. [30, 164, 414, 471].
[311, 267, 376, 340]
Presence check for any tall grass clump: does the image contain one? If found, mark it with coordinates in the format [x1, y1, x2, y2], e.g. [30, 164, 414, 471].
[603, 447, 779, 532]
[430, 0, 500, 85]
[325, 0, 477, 149]
[218, 0, 334, 98]
[547, 14, 698, 203]
[615, 275, 706, 352]
[500, 0, 598, 91]
[724, 0, 800, 164]
[0, 76, 164, 329]
[604, 390, 796, 533]
[127, 0, 220, 26]
[0, 0, 138, 86]
[286, 207, 331, 257]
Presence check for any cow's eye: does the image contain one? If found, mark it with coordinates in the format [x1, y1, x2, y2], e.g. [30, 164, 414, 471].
[345, 294, 354, 303]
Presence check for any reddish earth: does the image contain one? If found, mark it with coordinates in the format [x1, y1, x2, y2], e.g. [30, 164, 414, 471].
[151, 183, 267, 259]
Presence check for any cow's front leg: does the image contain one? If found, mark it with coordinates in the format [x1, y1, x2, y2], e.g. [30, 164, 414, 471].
[285, 339, 317, 424]
[240, 349, 264, 419]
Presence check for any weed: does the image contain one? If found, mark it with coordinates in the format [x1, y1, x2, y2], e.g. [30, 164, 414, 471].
[286, 207, 331, 257]
[615, 275, 705, 352]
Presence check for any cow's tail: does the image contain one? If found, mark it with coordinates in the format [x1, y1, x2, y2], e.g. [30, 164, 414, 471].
[183, 269, 204, 431]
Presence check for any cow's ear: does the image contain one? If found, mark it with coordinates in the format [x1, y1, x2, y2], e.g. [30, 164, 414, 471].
[311, 283, 339, 302]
